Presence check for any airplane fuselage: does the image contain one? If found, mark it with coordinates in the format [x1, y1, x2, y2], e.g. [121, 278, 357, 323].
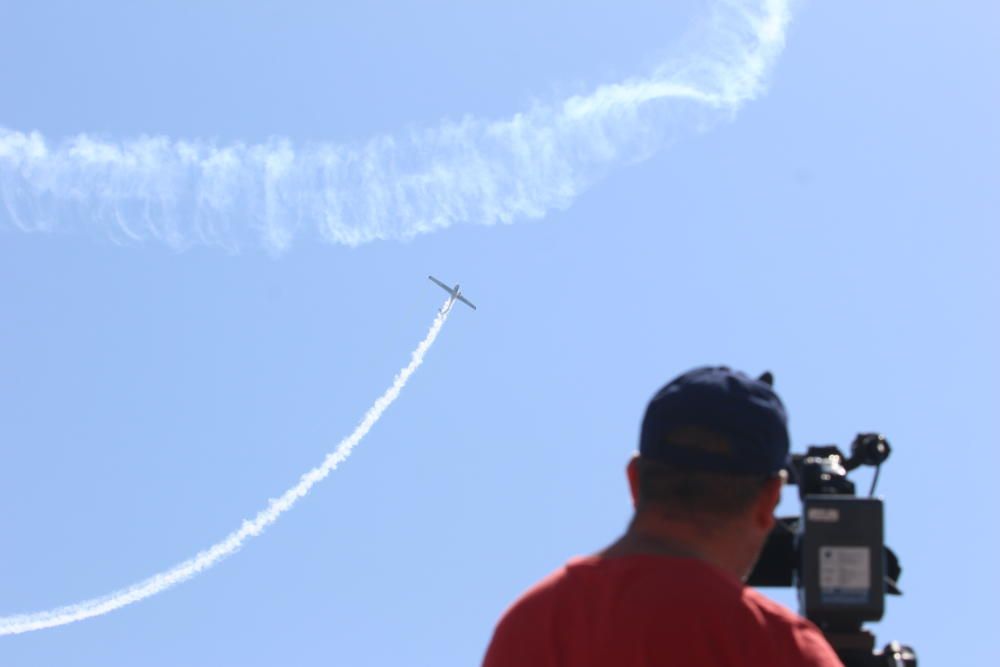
[428, 275, 476, 310]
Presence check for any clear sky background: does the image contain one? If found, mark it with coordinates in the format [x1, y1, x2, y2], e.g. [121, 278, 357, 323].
[1, 1, 997, 665]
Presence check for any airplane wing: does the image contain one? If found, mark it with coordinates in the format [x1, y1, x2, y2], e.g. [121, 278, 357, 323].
[428, 275, 451, 292]
[457, 294, 477, 310]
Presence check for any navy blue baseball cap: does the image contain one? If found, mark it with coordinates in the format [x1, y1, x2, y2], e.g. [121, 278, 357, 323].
[639, 366, 789, 476]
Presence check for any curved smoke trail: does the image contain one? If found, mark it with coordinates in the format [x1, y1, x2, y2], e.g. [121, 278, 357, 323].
[0, 299, 455, 636]
[0, 0, 790, 253]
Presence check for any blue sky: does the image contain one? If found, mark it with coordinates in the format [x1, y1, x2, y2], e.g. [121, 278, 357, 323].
[1, 1, 997, 664]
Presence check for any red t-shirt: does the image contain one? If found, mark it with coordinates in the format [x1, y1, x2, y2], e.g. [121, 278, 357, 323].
[483, 555, 843, 667]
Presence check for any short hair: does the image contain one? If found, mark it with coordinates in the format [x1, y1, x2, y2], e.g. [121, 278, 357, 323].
[634, 426, 774, 519]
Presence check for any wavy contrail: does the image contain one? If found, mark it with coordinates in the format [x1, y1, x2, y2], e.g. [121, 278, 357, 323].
[0, 298, 455, 636]
[0, 0, 790, 253]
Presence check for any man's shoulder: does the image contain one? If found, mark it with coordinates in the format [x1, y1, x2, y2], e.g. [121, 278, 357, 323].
[482, 564, 574, 667]
[740, 585, 827, 637]
[738, 587, 843, 666]
[495, 561, 572, 620]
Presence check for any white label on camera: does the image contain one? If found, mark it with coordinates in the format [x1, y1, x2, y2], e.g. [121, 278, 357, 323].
[807, 507, 840, 523]
[819, 546, 871, 594]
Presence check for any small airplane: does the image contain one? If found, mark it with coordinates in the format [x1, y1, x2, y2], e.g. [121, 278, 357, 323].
[428, 275, 476, 310]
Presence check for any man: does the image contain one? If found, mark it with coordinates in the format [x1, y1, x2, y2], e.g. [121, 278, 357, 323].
[482, 366, 842, 667]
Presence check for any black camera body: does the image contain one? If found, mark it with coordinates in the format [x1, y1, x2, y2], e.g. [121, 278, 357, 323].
[800, 495, 884, 626]
[747, 434, 917, 667]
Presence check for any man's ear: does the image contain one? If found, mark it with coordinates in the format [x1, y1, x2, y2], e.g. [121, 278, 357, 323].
[754, 476, 783, 532]
[626, 454, 641, 508]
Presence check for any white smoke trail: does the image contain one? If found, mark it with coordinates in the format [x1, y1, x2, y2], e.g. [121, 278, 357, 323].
[0, 298, 455, 636]
[0, 0, 790, 253]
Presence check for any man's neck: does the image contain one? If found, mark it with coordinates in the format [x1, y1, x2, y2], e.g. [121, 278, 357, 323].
[599, 528, 703, 560]
[598, 513, 749, 581]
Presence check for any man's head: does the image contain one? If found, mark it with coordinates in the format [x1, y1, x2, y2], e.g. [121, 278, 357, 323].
[625, 366, 790, 577]
[639, 366, 789, 477]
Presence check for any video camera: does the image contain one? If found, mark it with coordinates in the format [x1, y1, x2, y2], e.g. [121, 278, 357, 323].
[746, 434, 917, 667]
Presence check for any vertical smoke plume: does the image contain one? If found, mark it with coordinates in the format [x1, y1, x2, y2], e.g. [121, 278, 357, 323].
[0, 0, 790, 253]
[0, 299, 455, 636]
